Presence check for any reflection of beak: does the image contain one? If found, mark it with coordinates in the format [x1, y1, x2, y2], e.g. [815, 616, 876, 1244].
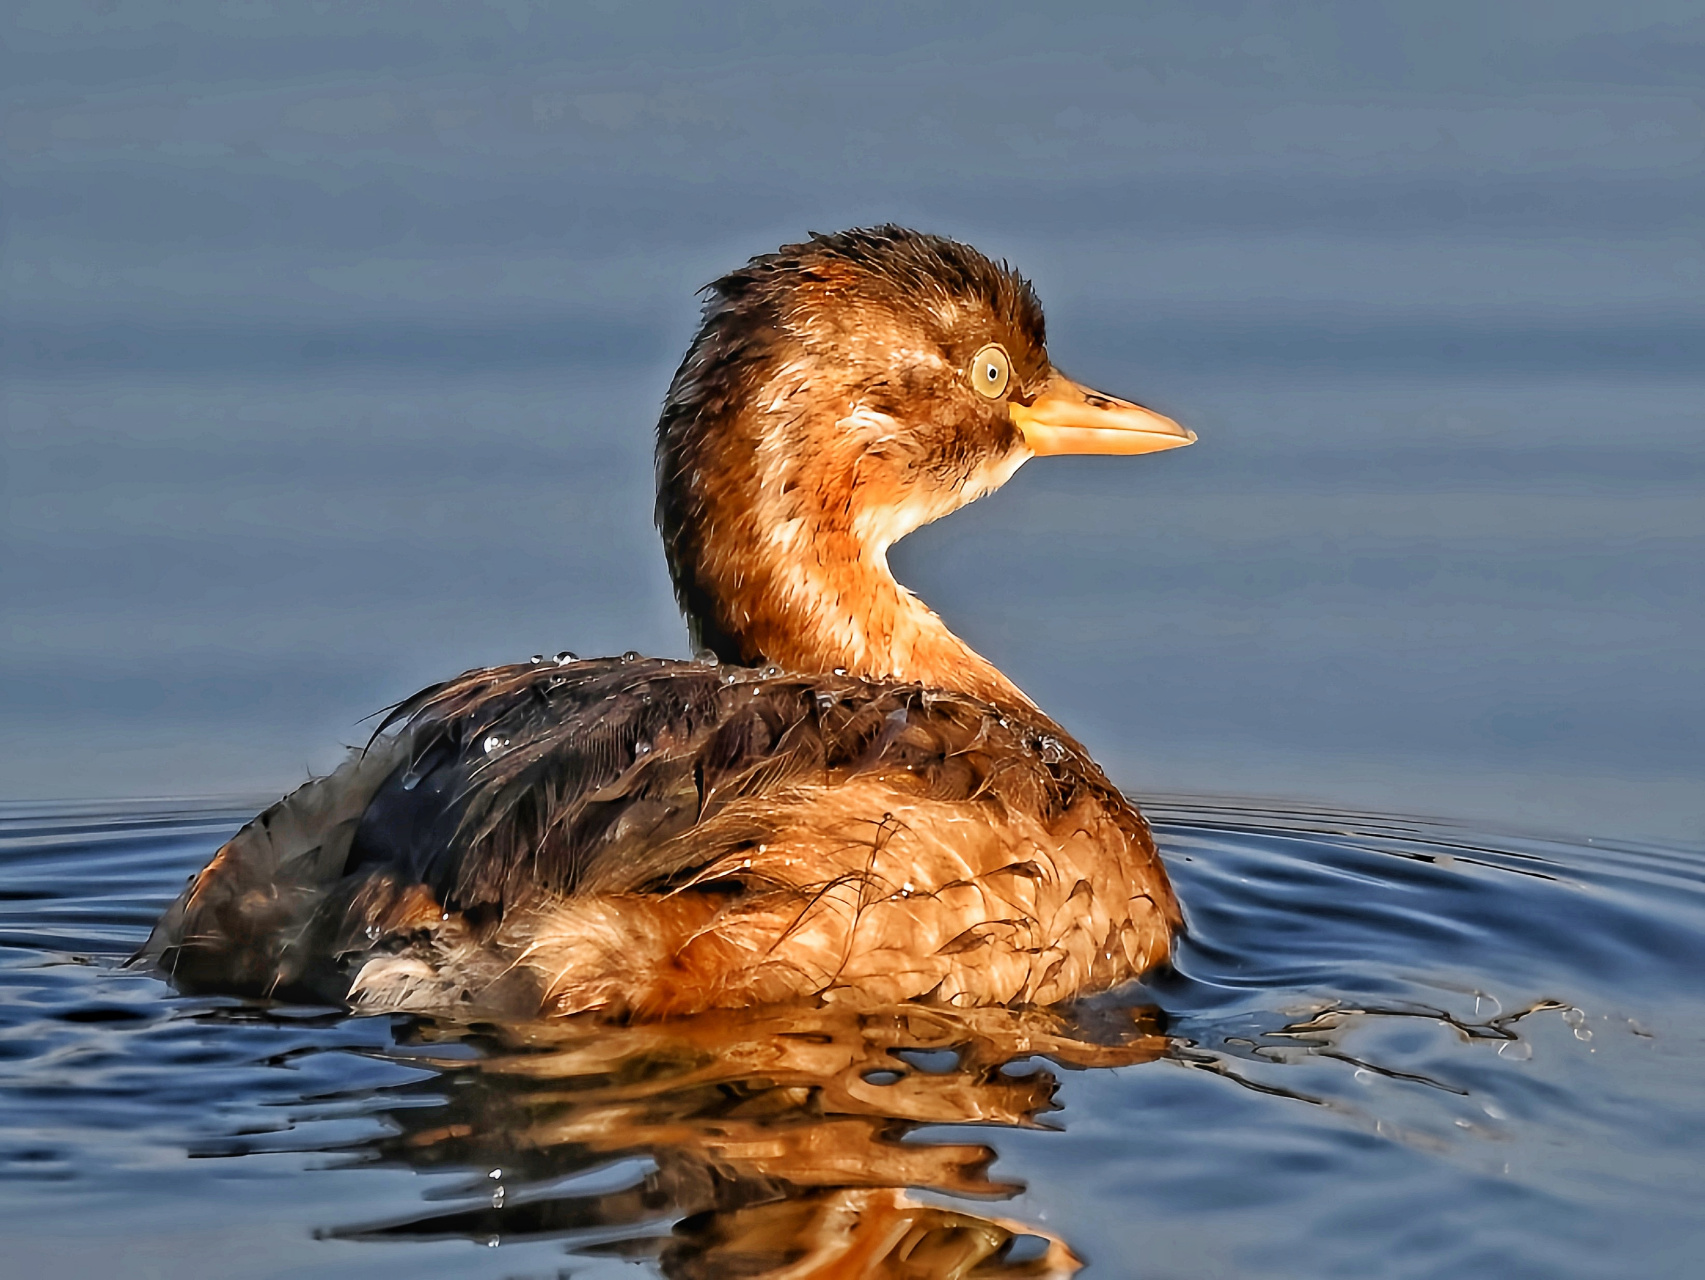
[1010, 369, 1196, 456]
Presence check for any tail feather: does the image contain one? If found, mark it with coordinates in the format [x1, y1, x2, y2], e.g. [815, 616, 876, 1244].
[136, 739, 409, 1001]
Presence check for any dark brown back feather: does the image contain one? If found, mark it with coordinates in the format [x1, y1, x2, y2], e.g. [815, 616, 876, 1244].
[347, 656, 1123, 915]
[144, 656, 1156, 1006]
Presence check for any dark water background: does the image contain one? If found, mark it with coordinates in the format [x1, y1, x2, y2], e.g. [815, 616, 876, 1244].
[3, 3, 1703, 1275]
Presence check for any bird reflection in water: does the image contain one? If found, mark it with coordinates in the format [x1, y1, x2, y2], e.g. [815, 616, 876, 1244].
[322, 1001, 1167, 1277]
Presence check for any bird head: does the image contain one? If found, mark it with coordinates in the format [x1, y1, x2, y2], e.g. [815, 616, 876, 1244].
[655, 225, 1194, 681]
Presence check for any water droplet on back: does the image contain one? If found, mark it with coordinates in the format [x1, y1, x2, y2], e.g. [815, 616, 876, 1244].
[529, 654, 544, 664]
[693, 648, 720, 667]
[555, 650, 577, 665]
[482, 733, 508, 755]
[621, 650, 642, 663]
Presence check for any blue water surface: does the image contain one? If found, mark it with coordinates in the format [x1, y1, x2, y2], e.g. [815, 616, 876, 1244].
[2, 798, 1700, 1278]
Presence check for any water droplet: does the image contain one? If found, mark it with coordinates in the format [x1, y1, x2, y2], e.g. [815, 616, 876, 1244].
[1574, 1027, 1593, 1042]
[399, 753, 435, 791]
[902, 881, 914, 895]
[1475, 993, 1502, 1018]
[488, 1168, 502, 1180]
[482, 733, 508, 755]
[486, 1235, 500, 1248]
[832, 667, 848, 676]
[364, 924, 379, 940]
[621, 650, 642, 663]
[1038, 735, 1066, 764]
[555, 650, 577, 665]
[761, 664, 782, 678]
[693, 648, 719, 666]
[491, 1185, 505, 1209]
[814, 691, 836, 710]
[1498, 1040, 1532, 1061]
[529, 654, 544, 665]
[1561, 1007, 1585, 1028]
[719, 669, 742, 686]
[633, 740, 653, 757]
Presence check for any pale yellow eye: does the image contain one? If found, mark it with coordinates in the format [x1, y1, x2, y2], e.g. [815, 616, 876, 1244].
[968, 343, 1011, 400]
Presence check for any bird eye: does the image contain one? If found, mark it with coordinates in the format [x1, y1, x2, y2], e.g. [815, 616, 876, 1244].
[968, 344, 1011, 400]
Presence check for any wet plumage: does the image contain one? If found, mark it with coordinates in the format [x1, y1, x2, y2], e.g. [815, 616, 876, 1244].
[142, 226, 1195, 1018]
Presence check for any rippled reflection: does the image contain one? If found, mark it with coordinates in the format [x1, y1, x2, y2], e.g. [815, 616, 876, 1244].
[301, 1003, 1168, 1275]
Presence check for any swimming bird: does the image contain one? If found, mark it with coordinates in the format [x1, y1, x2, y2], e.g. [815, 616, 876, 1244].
[141, 226, 1196, 1019]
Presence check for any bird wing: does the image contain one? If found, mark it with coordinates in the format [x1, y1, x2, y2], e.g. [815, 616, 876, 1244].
[347, 656, 1097, 912]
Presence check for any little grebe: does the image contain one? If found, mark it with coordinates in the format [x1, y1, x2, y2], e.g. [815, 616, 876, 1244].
[141, 226, 1196, 1018]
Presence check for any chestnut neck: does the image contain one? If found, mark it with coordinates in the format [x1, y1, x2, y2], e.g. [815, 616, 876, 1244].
[663, 438, 1032, 710]
[712, 536, 1030, 710]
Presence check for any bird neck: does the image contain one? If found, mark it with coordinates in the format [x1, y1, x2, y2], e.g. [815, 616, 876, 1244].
[732, 538, 1031, 709]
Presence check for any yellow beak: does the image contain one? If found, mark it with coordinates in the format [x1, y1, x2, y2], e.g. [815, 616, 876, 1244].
[1009, 370, 1196, 457]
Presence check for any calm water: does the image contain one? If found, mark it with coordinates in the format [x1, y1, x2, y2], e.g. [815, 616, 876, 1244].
[3, 796, 1701, 1277]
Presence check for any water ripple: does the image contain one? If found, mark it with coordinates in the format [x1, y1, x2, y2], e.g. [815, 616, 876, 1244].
[1, 798, 1701, 1277]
